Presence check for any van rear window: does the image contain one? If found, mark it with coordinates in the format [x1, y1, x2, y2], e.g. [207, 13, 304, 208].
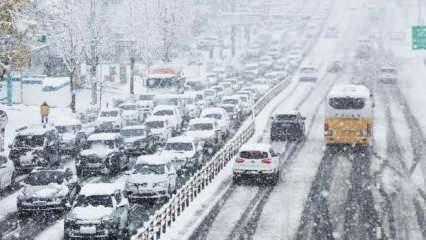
[239, 151, 268, 159]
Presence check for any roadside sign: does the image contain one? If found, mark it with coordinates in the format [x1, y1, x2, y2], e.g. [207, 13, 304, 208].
[412, 26, 426, 49]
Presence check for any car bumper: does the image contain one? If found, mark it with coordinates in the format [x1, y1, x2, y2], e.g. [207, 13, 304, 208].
[126, 190, 168, 200]
[233, 169, 275, 177]
[18, 201, 66, 212]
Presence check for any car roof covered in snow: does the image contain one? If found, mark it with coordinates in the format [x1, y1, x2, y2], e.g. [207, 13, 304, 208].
[274, 110, 299, 116]
[80, 183, 119, 196]
[17, 125, 55, 136]
[144, 115, 168, 123]
[188, 117, 216, 125]
[240, 143, 272, 153]
[152, 105, 177, 111]
[328, 84, 370, 99]
[166, 135, 195, 144]
[136, 154, 169, 165]
[201, 107, 227, 115]
[222, 95, 240, 100]
[121, 125, 145, 131]
[87, 133, 119, 141]
[99, 108, 120, 113]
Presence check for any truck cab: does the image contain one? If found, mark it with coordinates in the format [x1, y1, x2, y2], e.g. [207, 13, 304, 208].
[270, 111, 306, 141]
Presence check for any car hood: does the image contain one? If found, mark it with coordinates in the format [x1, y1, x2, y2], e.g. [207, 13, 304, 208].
[185, 130, 215, 141]
[124, 136, 146, 144]
[127, 174, 167, 185]
[97, 117, 119, 123]
[138, 100, 153, 106]
[80, 147, 114, 159]
[22, 183, 68, 198]
[161, 150, 194, 159]
[121, 110, 138, 118]
[70, 206, 114, 221]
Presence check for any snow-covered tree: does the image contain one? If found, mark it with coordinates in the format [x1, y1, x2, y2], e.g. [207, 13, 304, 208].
[0, 0, 33, 78]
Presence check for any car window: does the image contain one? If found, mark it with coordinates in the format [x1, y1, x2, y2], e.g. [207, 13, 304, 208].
[189, 123, 213, 131]
[14, 135, 45, 147]
[0, 156, 7, 165]
[25, 171, 65, 185]
[153, 110, 174, 116]
[100, 111, 118, 117]
[165, 142, 193, 151]
[134, 163, 166, 175]
[239, 151, 268, 159]
[75, 195, 113, 208]
[204, 113, 222, 120]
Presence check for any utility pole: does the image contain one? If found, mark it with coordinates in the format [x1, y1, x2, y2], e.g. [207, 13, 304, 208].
[129, 0, 135, 95]
[90, 0, 98, 105]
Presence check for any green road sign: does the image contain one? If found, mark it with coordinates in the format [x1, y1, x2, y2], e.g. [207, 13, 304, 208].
[412, 26, 426, 49]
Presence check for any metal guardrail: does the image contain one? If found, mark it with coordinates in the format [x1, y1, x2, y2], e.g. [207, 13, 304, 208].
[131, 77, 291, 240]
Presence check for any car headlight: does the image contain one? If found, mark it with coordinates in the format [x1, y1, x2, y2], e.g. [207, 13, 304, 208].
[153, 181, 168, 188]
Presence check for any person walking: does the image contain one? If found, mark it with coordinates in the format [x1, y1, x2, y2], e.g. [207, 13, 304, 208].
[40, 101, 50, 124]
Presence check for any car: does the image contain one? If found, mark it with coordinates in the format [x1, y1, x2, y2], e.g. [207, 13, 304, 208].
[200, 107, 232, 138]
[217, 82, 233, 96]
[185, 118, 224, 156]
[178, 93, 201, 121]
[77, 107, 99, 124]
[8, 125, 60, 172]
[0, 153, 15, 191]
[75, 133, 128, 177]
[211, 85, 225, 101]
[298, 66, 318, 82]
[64, 183, 130, 240]
[136, 93, 155, 119]
[232, 143, 280, 185]
[203, 88, 218, 106]
[150, 105, 183, 135]
[378, 66, 398, 84]
[17, 167, 80, 216]
[243, 63, 259, 81]
[120, 125, 158, 156]
[259, 56, 274, 72]
[143, 116, 173, 145]
[55, 119, 87, 157]
[119, 102, 142, 126]
[124, 154, 177, 203]
[160, 136, 203, 174]
[219, 100, 244, 125]
[270, 111, 306, 141]
[95, 108, 123, 133]
[185, 77, 205, 91]
[327, 60, 344, 73]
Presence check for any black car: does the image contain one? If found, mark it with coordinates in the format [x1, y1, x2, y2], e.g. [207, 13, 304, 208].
[17, 168, 80, 216]
[75, 133, 129, 177]
[271, 112, 306, 141]
[120, 125, 158, 156]
[55, 120, 88, 156]
[9, 125, 61, 172]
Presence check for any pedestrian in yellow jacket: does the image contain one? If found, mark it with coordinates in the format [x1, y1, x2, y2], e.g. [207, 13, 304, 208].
[40, 101, 50, 124]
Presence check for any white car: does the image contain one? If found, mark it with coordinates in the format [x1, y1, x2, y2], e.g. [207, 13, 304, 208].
[259, 56, 274, 71]
[124, 154, 177, 202]
[178, 93, 201, 120]
[378, 66, 398, 84]
[95, 108, 122, 132]
[232, 143, 280, 185]
[160, 136, 203, 173]
[200, 107, 231, 137]
[0, 154, 15, 191]
[151, 105, 183, 135]
[137, 93, 155, 118]
[204, 88, 218, 106]
[243, 63, 260, 80]
[299, 66, 318, 82]
[144, 116, 172, 145]
[119, 102, 141, 126]
[185, 118, 223, 155]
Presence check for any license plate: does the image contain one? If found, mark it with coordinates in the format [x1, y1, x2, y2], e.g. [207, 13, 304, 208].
[88, 163, 101, 168]
[80, 226, 96, 234]
[246, 170, 258, 174]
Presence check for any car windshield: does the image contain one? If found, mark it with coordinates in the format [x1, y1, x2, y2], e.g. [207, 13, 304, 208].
[155, 98, 178, 106]
[120, 105, 137, 111]
[189, 123, 213, 131]
[0, 156, 7, 165]
[146, 77, 177, 88]
[56, 125, 81, 134]
[204, 113, 222, 120]
[100, 111, 118, 117]
[25, 171, 64, 185]
[153, 110, 174, 116]
[165, 142, 193, 151]
[75, 195, 113, 208]
[222, 99, 238, 105]
[240, 151, 268, 159]
[86, 140, 115, 149]
[381, 68, 396, 74]
[276, 114, 297, 121]
[329, 97, 365, 109]
[133, 163, 165, 175]
[14, 135, 44, 147]
[145, 121, 164, 129]
[121, 128, 145, 137]
[139, 95, 154, 101]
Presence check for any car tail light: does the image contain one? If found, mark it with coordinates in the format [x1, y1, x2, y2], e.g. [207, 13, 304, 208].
[235, 157, 245, 163]
[261, 158, 272, 164]
[324, 123, 329, 131]
[324, 123, 332, 136]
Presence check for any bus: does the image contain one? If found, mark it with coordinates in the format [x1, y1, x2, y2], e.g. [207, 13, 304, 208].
[324, 84, 373, 146]
[143, 65, 185, 94]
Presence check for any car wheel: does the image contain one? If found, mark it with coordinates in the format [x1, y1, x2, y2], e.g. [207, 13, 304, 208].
[233, 175, 240, 185]
[9, 171, 17, 190]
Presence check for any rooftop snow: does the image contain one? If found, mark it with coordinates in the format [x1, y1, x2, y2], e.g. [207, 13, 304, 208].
[240, 143, 272, 153]
[79, 183, 119, 196]
[136, 153, 169, 165]
[87, 133, 119, 141]
[328, 84, 370, 99]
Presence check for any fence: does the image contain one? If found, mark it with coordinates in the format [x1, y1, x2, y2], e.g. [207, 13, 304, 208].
[131, 75, 291, 240]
